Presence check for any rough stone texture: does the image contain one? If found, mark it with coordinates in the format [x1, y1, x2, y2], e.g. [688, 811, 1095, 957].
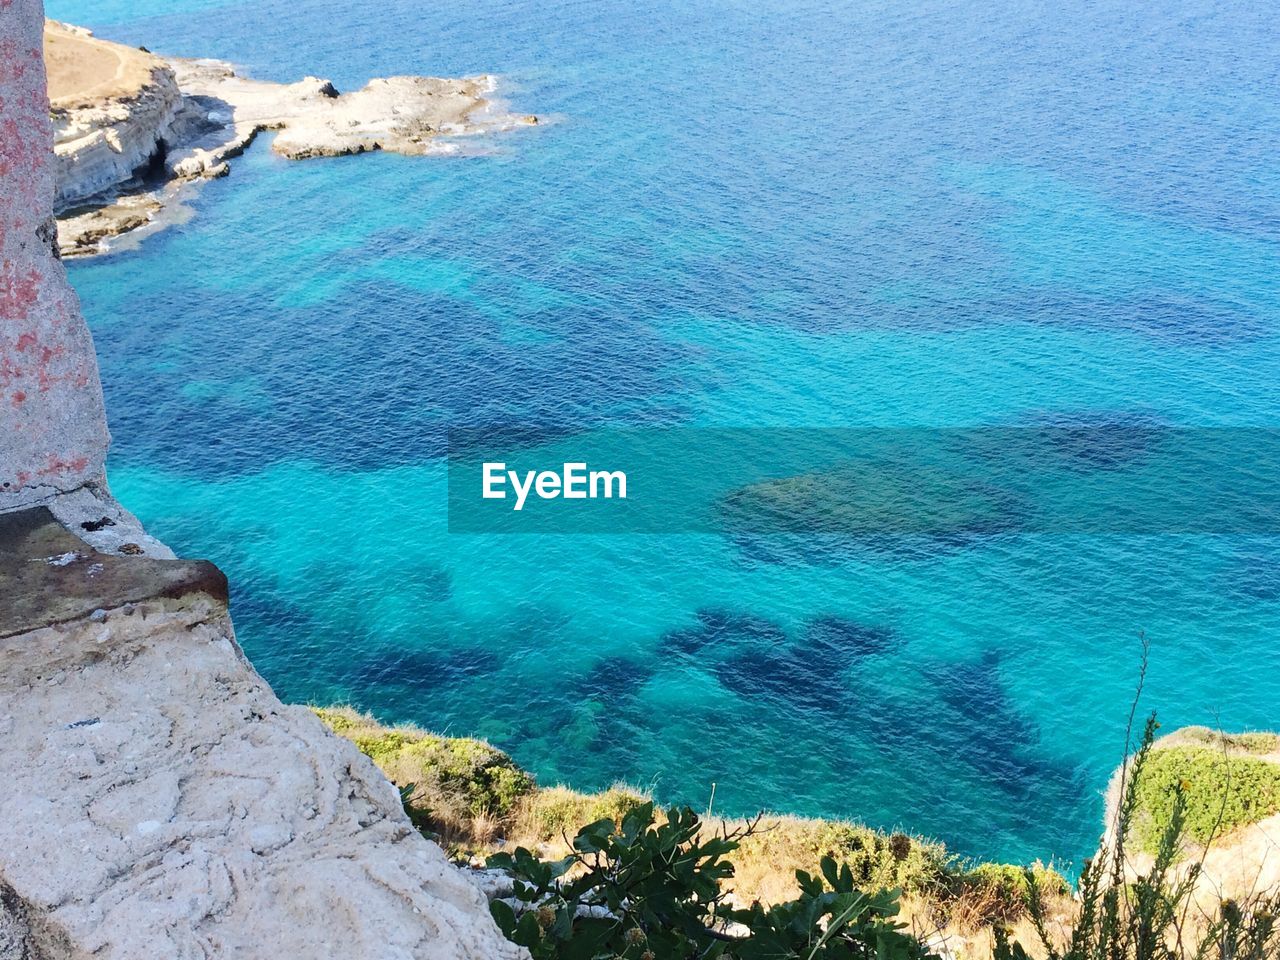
[0, 593, 524, 959]
[0, 506, 223, 638]
[168, 57, 502, 163]
[43, 482, 178, 558]
[0, 507, 525, 959]
[0, 0, 110, 511]
[45, 21, 182, 211]
[2, 7, 526, 955]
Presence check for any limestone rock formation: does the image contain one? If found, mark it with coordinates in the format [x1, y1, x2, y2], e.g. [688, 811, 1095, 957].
[168, 56, 503, 162]
[43, 21, 535, 257]
[0, 507, 523, 960]
[45, 21, 182, 211]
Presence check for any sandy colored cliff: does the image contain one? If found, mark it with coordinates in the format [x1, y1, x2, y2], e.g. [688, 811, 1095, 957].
[45, 21, 182, 214]
[44, 19, 162, 106]
[42, 20, 535, 257]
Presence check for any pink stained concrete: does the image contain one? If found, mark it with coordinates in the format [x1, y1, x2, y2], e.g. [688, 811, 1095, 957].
[0, 0, 110, 507]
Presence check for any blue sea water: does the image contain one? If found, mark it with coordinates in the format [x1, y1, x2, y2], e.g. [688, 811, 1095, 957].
[46, 0, 1280, 867]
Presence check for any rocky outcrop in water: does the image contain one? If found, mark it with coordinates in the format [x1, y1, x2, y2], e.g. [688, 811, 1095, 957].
[46, 22, 182, 212]
[46, 20, 535, 258]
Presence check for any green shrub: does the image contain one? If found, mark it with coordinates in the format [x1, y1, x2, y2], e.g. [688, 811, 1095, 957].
[317, 708, 359, 734]
[997, 711, 1280, 960]
[519, 785, 651, 841]
[488, 803, 936, 960]
[313, 707, 535, 831]
[1160, 728, 1279, 755]
[1231, 732, 1280, 754]
[955, 861, 1070, 926]
[963, 862, 1068, 901]
[734, 819, 951, 898]
[1132, 746, 1280, 852]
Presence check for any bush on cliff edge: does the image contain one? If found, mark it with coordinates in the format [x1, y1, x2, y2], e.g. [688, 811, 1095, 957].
[313, 703, 1068, 941]
[313, 706, 535, 840]
[1131, 742, 1280, 854]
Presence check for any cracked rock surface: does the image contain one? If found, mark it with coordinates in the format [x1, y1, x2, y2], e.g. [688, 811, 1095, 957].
[0, 511, 523, 959]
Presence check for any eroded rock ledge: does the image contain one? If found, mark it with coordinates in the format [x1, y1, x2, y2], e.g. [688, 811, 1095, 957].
[0, 500, 524, 959]
[47, 20, 536, 257]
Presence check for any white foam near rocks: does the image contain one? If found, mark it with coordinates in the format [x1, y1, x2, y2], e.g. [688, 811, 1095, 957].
[47, 21, 537, 257]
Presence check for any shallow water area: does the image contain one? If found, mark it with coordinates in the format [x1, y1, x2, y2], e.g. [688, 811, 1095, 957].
[49, 0, 1280, 867]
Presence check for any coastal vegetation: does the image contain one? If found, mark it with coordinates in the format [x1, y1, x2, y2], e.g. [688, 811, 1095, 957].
[1129, 732, 1280, 854]
[311, 708, 1049, 915]
[314, 705, 1280, 959]
[315, 706, 535, 839]
[486, 804, 936, 960]
[995, 714, 1280, 960]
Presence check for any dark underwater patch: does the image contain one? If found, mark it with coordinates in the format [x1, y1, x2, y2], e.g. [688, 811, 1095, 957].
[1221, 548, 1280, 602]
[1111, 292, 1271, 345]
[716, 457, 1026, 569]
[914, 650, 1084, 808]
[710, 615, 896, 714]
[986, 410, 1168, 473]
[98, 273, 693, 478]
[229, 584, 323, 680]
[567, 654, 657, 705]
[349, 645, 502, 695]
[804, 615, 895, 657]
[661, 608, 787, 657]
[412, 566, 454, 604]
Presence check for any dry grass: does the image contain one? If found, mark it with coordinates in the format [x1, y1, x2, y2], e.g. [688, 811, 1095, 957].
[44, 20, 165, 108]
[313, 706, 535, 843]
[313, 704, 1082, 958]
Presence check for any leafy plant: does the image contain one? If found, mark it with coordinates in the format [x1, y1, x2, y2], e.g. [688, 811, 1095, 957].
[313, 706, 534, 837]
[726, 859, 938, 960]
[1131, 747, 1280, 853]
[953, 861, 1069, 926]
[486, 801, 937, 960]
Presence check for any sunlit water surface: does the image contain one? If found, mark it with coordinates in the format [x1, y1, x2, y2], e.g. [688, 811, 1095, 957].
[48, 0, 1280, 866]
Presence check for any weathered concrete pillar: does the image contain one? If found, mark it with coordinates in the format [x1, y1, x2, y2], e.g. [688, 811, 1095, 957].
[0, 0, 110, 511]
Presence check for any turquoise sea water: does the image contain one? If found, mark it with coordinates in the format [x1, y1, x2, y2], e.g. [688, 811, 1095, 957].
[48, 0, 1280, 867]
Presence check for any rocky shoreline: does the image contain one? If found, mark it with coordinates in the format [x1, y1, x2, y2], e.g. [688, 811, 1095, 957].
[46, 20, 537, 258]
